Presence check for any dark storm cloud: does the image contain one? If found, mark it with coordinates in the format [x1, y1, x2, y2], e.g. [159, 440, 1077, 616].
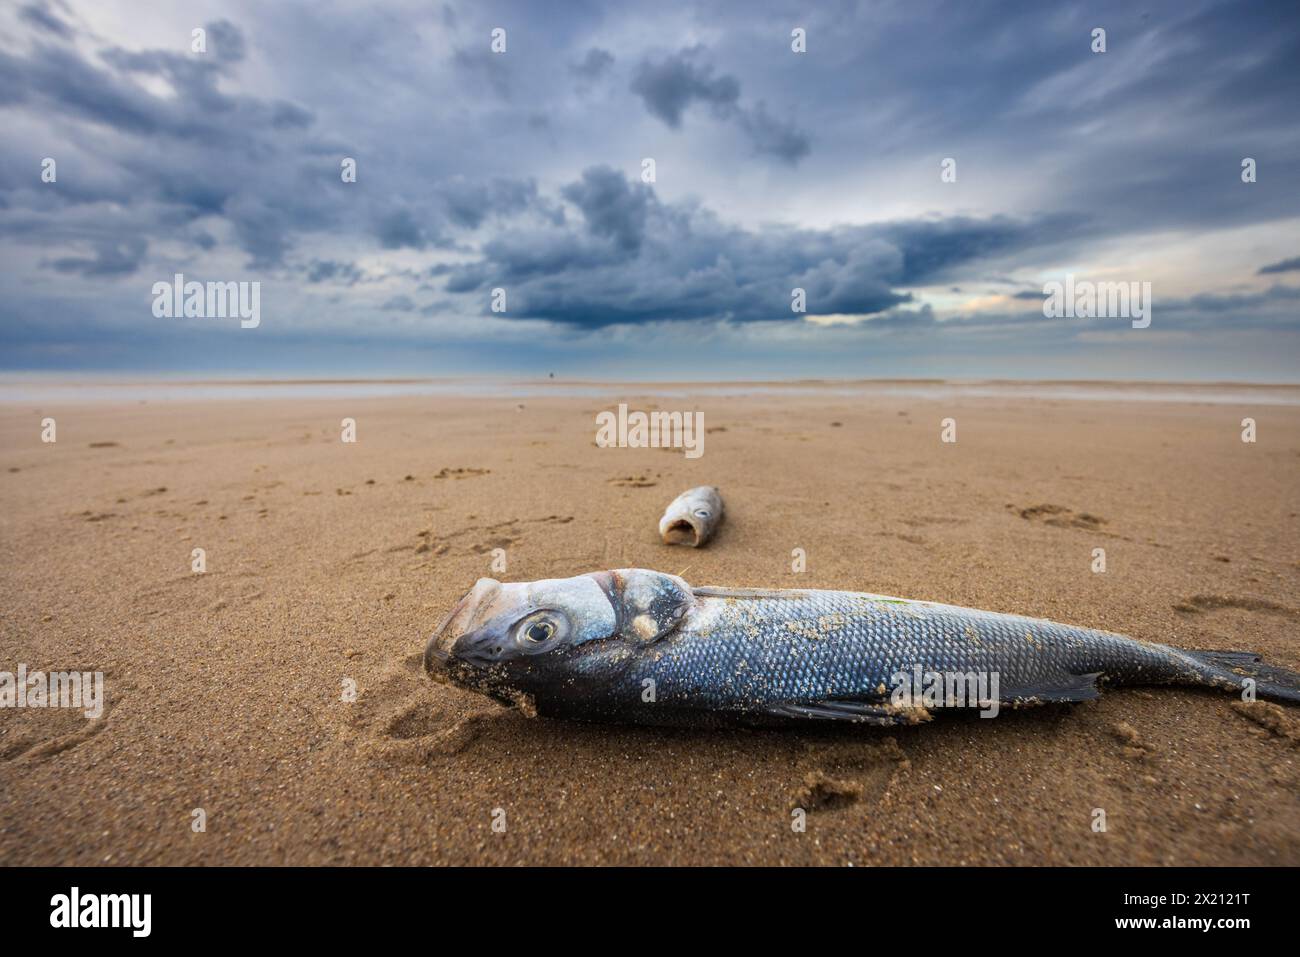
[559, 167, 651, 252]
[735, 102, 810, 164]
[437, 166, 1092, 327]
[35, 29, 297, 143]
[374, 208, 430, 250]
[631, 47, 740, 127]
[452, 46, 511, 98]
[306, 260, 363, 285]
[0, 13, 558, 273]
[631, 46, 809, 163]
[49, 236, 148, 277]
[0, 20, 334, 270]
[2, 0, 1299, 377]
[441, 177, 547, 230]
[368, 175, 551, 252]
[1170, 283, 1300, 319]
[381, 294, 416, 312]
[572, 47, 614, 81]
[1258, 256, 1300, 275]
[18, 2, 73, 39]
[204, 19, 247, 63]
[1, 44, 166, 135]
[875, 216, 1083, 285]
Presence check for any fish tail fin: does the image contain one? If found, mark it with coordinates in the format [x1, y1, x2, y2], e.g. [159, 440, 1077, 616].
[1180, 649, 1300, 704]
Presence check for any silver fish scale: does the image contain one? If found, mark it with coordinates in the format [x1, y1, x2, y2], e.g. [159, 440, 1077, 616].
[619, 591, 1190, 715]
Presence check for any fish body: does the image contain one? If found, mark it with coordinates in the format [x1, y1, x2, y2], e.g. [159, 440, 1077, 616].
[425, 569, 1300, 726]
[658, 486, 723, 547]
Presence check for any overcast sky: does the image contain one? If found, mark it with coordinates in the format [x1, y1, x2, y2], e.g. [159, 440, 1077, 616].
[1, 0, 1297, 380]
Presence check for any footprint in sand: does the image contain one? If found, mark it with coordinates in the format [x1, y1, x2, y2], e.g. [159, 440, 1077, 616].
[790, 738, 908, 814]
[877, 531, 926, 546]
[793, 771, 864, 811]
[407, 515, 574, 560]
[1, 714, 110, 763]
[1232, 701, 1300, 744]
[608, 474, 658, 488]
[470, 537, 515, 554]
[133, 572, 264, 619]
[1172, 595, 1296, 618]
[413, 529, 450, 556]
[1013, 503, 1107, 530]
[341, 652, 497, 765]
[0, 668, 122, 764]
[1110, 721, 1153, 760]
[901, 515, 969, 528]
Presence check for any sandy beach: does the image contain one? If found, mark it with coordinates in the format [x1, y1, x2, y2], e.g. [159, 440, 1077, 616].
[1, 382, 1297, 866]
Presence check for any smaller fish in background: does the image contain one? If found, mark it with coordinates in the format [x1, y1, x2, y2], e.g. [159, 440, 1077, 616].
[659, 486, 723, 547]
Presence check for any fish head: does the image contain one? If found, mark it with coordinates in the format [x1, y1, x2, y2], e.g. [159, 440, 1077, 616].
[659, 485, 723, 547]
[424, 569, 692, 708]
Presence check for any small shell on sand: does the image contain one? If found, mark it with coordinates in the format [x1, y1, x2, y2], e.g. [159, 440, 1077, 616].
[659, 486, 724, 547]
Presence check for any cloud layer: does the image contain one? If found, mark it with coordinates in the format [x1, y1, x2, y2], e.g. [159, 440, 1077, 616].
[0, 0, 1297, 379]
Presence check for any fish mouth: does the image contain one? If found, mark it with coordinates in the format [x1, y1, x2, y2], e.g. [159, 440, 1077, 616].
[424, 578, 502, 679]
[424, 634, 495, 692]
[425, 635, 517, 706]
[662, 518, 702, 546]
[424, 624, 464, 683]
[423, 592, 471, 678]
[424, 640, 451, 675]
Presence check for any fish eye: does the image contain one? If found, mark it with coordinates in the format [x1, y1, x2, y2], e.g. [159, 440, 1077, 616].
[524, 620, 555, 643]
[694, 508, 710, 519]
[513, 611, 569, 650]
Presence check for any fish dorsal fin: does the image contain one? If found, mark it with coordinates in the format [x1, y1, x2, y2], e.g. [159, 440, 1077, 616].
[691, 586, 813, 600]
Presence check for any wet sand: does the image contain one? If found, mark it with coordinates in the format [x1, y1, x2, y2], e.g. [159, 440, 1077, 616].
[1, 384, 1297, 865]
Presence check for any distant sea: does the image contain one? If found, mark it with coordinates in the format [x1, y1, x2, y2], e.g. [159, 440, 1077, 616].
[1, 375, 1298, 406]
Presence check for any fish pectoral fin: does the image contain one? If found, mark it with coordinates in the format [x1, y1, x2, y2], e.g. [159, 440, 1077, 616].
[999, 671, 1103, 705]
[765, 698, 923, 725]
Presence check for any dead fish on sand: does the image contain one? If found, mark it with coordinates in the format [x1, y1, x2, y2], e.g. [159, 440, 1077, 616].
[659, 486, 723, 547]
[424, 569, 1300, 726]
